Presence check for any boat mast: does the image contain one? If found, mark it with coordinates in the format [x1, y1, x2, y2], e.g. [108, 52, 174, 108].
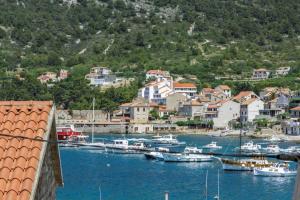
[239, 120, 242, 155]
[92, 97, 95, 144]
[205, 170, 208, 200]
[218, 170, 220, 200]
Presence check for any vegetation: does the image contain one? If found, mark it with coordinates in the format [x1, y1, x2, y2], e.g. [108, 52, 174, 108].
[0, 0, 300, 107]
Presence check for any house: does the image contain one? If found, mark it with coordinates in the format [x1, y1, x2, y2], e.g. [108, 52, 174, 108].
[259, 87, 291, 101]
[145, 70, 170, 80]
[37, 72, 57, 84]
[240, 98, 264, 123]
[85, 67, 118, 86]
[173, 82, 197, 99]
[178, 99, 206, 119]
[282, 119, 300, 135]
[166, 93, 187, 111]
[275, 67, 290, 77]
[215, 85, 231, 98]
[0, 101, 63, 199]
[232, 91, 258, 103]
[158, 105, 172, 118]
[205, 100, 240, 129]
[259, 98, 285, 118]
[252, 68, 270, 80]
[120, 98, 150, 123]
[59, 69, 69, 80]
[290, 106, 300, 118]
[139, 79, 173, 104]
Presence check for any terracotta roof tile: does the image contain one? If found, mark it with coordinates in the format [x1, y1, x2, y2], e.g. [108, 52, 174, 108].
[173, 82, 196, 88]
[0, 101, 53, 200]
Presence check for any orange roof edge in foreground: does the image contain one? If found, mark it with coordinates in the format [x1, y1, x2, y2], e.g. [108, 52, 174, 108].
[0, 101, 63, 200]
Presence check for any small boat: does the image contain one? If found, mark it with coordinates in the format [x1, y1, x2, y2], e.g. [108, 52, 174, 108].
[238, 141, 261, 153]
[254, 162, 297, 177]
[152, 134, 185, 145]
[282, 146, 300, 154]
[163, 153, 213, 162]
[264, 135, 285, 142]
[144, 152, 164, 160]
[262, 144, 281, 154]
[202, 142, 222, 150]
[221, 157, 273, 171]
[184, 146, 202, 154]
[56, 124, 82, 141]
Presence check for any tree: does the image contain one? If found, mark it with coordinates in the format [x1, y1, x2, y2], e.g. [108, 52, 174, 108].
[47, 52, 62, 66]
[135, 32, 145, 46]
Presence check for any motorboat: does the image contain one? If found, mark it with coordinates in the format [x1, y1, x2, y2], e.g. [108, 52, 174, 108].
[221, 157, 273, 171]
[264, 135, 285, 143]
[56, 124, 82, 141]
[202, 142, 222, 150]
[163, 153, 213, 162]
[152, 134, 184, 145]
[238, 141, 261, 153]
[282, 146, 300, 154]
[253, 162, 297, 177]
[184, 146, 202, 154]
[262, 144, 281, 154]
[144, 152, 164, 160]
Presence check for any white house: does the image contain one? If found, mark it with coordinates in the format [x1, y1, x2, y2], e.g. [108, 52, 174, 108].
[85, 67, 117, 86]
[232, 91, 258, 103]
[252, 68, 270, 80]
[275, 67, 290, 77]
[205, 100, 240, 129]
[240, 98, 264, 123]
[215, 85, 232, 98]
[146, 70, 170, 80]
[173, 82, 197, 99]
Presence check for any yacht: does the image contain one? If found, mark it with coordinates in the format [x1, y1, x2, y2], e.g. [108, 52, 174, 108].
[184, 146, 202, 154]
[163, 153, 213, 162]
[238, 141, 261, 153]
[144, 152, 164, 160]
[202, 142, 222, 150]
[221, 157, 273, 171]
[254, 162, 297, 177]
[263, 144, 281, 154]
[152, 134, 184, 145]
[265, 135, 285, 143]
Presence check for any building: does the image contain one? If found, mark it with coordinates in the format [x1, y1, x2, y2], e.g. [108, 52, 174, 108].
[240, 98, 264, 123]
[200, 86, 231, 101]
[275, 67, 290, 77]
[178, 99, 206, 119]
[120, 98, 150, 123]
[290, 106, 300, 118]
[259, 87, 291, 101]
[145, 70, 170, 80]
[259, 98, 285, 118]
[205, 100, 240, 129]
[59, 69, 69, 80]
[166, 93, 187, 111]
[85, 67, 119, 86]
[139, 79, 173, 104]
[0, 101, 63, 199]
[173, 82, 197, 99]
[37, 72, 58, 84]
[232, 91, 258, 103]
[252, 68, 271, 80]
[215, 85, 232, 98]
[282, 119, 300, 135]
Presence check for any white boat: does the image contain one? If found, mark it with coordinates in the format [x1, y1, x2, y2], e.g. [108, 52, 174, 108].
[144, 152, 164, 160]
[265, 135, 285, 142]
[202, 142, 222, 150]
[238, 141, 261, 153]
[152, 134, 184, 145]
[282, 146, 300, 154]
[263, 144, 281, 154]
[163, 153, 213, 162]
[221, 157, 273, 171]
[184, 146, 202, 154]
[254, 162, 297, 177]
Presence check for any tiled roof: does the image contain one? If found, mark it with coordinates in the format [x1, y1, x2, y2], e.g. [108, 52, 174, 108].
[254, 68, 268, 72]
[232, 91, 254, 101]
[241, 98, 257, 105]
[217, 85, 231, 90]
[291, 106, 300, 111]
[173, 82, 196, 88]
[0, 101, 58, 200]
[201, 88, 215, 93]
[146, 70, 168, 75]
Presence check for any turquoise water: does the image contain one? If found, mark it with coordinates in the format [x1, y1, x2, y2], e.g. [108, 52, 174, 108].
[57, 134, 297, 200]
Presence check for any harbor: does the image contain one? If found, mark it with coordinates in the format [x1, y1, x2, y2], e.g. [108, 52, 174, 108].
[56, 134, 297, 200]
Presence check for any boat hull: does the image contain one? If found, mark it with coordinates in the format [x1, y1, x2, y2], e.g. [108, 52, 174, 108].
[253, 169, 297, 177]
[163, 154, 213, 162]
[221, 158, 272, 171]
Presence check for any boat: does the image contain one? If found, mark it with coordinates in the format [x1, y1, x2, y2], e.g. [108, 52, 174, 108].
[262, 144, 281, 154]
[163, 153, 213, 162]
[202, 142, 222, 150]
[253, 162, 297, 177]
[221, 157, 273, 171]
[264, 135, 285, 142]
[144, 152, 164, 160]
[56, 124, 82, 141]
[282, 146, 300, 154]
[184, 146, 202, 154]
[238, 141, 261, 153]
[152, 134, 185, 145]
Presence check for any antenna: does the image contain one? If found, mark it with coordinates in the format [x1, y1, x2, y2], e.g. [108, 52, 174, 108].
[92, 97, 95, 143]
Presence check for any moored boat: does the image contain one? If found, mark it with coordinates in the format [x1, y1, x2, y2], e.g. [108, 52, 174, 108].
[163, 153, 213, 162]
[152, 134, 185, 145]
[202, 142, 222, 150]
[184, 146, 202, 154]
[221, 157, 273, 171]
[253, 162, 297, 177]
[237, 141, 261, 153]
[262, 144, 281, 154]
[144, 152, 164, 160]
[56, 124, 82, 141]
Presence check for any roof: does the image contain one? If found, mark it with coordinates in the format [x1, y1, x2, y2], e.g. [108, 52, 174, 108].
[254, 68, 268, 72]
[241, 98, 257, 105]
[217, 85, 231, 90]
[173, 82, 196, 88]
[291, 106, 300, 111]
[0, 101, 63, 200]
[146, 70, 169, 76]
[201, 88, 215, 93]
[232, 91, 254, 102]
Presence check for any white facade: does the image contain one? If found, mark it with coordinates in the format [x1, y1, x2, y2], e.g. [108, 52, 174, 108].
[240, 99, 264, 123]
[275, 67, 290, 76]
[146, 70, 170, 81]
[252, 69, 270, 80]
[212, 100, 240, 129]
[173, 83, 197, 99]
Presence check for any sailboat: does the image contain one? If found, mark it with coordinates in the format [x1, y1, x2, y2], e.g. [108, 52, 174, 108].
[220, 127, 273, 171]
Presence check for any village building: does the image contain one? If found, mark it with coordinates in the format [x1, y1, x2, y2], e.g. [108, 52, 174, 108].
[178, 99, 206, 119]
[173, 82, 197, 99]
[259, 98, 285, 118]
[200, 85, 231, 101]
[240, 98, 264, 123]
[120, 98, 150, 123]
[252, 68, 271, 80]
[145, 70, 171, 81]
[290, 106, 300, 118]
[275, 67, 290, 77]
[37, 72, 58, 84]
[58, 69, 69, 80]
[85, 67, 117, 86]
[166, 93, 187, 111]
[215, 85, 232, 98]
[0, 101, 63, 200]
[259, 87, 291, 101]
[205, 100, 240, 129]
[232, 91, 258, 103]
[281, 119, 300, 135]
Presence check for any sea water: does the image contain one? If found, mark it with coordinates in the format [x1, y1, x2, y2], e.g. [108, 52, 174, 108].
[56, 134, 296, 200]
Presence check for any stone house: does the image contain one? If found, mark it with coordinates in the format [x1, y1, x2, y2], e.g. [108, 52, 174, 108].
[252, 68, 271, 80]
[290, 106, 300, 118]
[178, 99, 206, 119]
[232, 91, 258, 103]
[166, 93, 187, 111]
[240, 98, 264, 123]
[0, 101, 63, 200]
[120, 98, 150, 123]
[215, 85, 232, 98]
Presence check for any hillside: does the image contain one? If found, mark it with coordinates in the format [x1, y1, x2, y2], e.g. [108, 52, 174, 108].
[0, 0, 300, 108]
